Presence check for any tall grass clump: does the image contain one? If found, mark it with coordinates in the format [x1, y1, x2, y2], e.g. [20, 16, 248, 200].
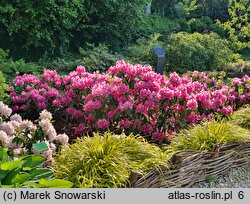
[231, 106, 250, 130]
[52, 132, 168, 188]
[169, 120, 250, 151]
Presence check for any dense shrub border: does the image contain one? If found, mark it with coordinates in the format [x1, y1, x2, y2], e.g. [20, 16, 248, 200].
[9, 61, 250, 142]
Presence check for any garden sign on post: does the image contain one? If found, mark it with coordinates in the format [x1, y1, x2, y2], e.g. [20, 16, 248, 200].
[153, 45, 165, 74]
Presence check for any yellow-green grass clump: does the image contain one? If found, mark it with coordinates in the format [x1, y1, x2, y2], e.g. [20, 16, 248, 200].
[53, 132, 169, 188]
[169, 120, 250, 151]
[231, 106, 250, 130]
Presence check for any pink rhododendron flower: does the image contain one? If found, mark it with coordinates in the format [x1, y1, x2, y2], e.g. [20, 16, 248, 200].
[107, 109, 118, 120]
[141, 124, 153, 134]
[220, 106, 233, 115]
[232, 78, 243, 86]
[187, 99, 198, 110]
[159, 88, 174, 100]
[118, 101, 133, 111]
[118, 119, 132, 129]
[83, 99, 102, 112]
[8, 61, 250, 141]
[152, 131, 166, 142]
[96, 118, 110, 130]
[74, 123, 85, 136]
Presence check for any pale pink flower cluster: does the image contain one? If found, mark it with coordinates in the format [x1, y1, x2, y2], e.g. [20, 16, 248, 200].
[0, 101, 68, 161]
[39, 110, 53, 120]
[0, 130, 9, 145]
[9, 61, 250, 142]
[0, 101, 12, 117]
[39, 119, 57, 141]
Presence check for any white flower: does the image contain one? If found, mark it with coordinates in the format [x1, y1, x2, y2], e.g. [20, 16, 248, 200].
[39, 119, 57, 141]
[42, 149, 53, 161]
[10, 114, 22, 123]
[39, 110, 53, 121]
[50, 142, 57, 152]
[0, 122, 15, 135]
[6, 136, 17, 148]
[0, 101, 12, 117]
[13, 148, 23, 157]
[19, 120, 37, 132]
[0, 130, 9, 145]
[56, 133, 69, 145]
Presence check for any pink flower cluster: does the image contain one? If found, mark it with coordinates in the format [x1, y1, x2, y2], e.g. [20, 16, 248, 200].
[10, 61, 250, 142]
[0, 102, 68, 160]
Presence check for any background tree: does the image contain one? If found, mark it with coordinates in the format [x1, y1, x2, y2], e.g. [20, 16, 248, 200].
[151, 0, 177, 18]
[217, 0, 250, 51]
[0, 0, 86, 61]
[0, 0, 150, 61]
[176, 0, 201, 18]
[191, 0, 229, 21]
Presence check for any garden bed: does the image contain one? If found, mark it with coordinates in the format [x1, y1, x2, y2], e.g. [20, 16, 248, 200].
[131, 141, 250, 188]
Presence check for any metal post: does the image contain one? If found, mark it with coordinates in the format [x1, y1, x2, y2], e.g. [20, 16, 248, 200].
[153, 45, 165, 74]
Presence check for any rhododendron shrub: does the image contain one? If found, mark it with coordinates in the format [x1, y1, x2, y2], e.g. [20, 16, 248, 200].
[0, 101, 69, 161]
[9, 61, 250, 142]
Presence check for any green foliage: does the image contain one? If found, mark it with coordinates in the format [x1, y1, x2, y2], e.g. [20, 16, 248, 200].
[176, 0, 201, 18]
[216, 0, 250, 51]
[0, 49, 39, 81]
[125, 33, 163, 67]
[231, 106, 250, 130]
[0, 0, 85, 61]
[151, 0, 229, 21]
[151, 0, 177, 18]
[165, 32, 242, 72]
[138, 14, 181, 38]
[79, 43, 123, 72]
[77, 0, 151, 50]
[169, 120, 250, 151]
[0, 0, 150, 60]
[176, 18, 192, 32]
[188, 16, 226, 36]
[38, 57, 82, 75]
[0, 71, 9, 103]
[241, 49, 250, 60]
[0, 148, 72, 188]
[192, 0, 229, 21]
[188, 18, 209, 32]
[53, 132, 168, 188]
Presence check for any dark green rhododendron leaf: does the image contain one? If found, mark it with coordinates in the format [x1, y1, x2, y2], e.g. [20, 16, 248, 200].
[179, 119, 186, 128]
